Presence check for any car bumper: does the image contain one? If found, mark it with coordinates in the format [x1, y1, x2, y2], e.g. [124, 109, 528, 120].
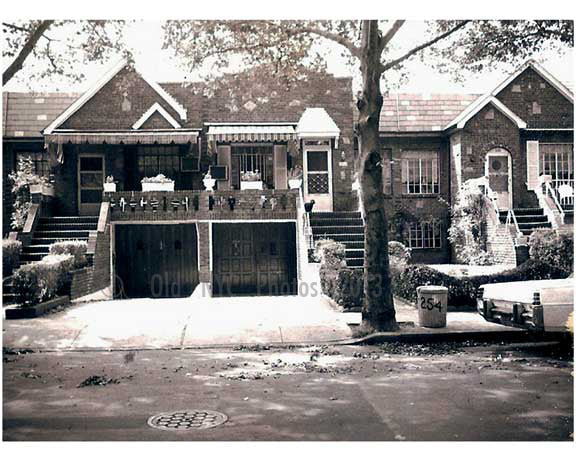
[477, 298, 545, 332]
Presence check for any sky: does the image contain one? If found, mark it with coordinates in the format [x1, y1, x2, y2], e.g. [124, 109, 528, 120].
[2, 20, 574, 95]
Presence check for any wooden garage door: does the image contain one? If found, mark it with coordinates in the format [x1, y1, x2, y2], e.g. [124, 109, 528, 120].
[212, 223, 297, 296]
[114, 224, 198, 298]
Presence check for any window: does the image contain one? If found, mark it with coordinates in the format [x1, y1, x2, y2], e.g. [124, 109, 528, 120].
[402, 151, 439, 194]
[382, 149, 392, 194]
[137, 145, 181, 179]
[540, 144, 574, 195]
[408, 221, 442, 249]
[16, 152, 50, 177]
[532, 101, 542, 115]
[231, 144, 274, 189]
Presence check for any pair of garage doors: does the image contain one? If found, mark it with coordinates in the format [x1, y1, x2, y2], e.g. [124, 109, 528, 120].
[114, 222, 297, 298]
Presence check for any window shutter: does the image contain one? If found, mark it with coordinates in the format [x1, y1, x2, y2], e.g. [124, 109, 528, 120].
[217, 145, 231, 190]
[526, 141, 539, 190]
[274, 144, 288, 190]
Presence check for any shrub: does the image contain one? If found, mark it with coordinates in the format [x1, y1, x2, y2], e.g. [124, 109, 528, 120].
[12, 254, 74, 306]
[314, 239, 346, 269]
[528, 229, 574, 274]
[319, 266, 364, 310]
[2, 239, 22, 277]
[391, 259, 571, 308]
[388, 241, 411, 265]
[50, 240, 88, 269]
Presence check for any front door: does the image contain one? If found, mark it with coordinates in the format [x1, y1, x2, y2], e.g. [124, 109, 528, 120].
[78, 154, 105, 216]
[486, 149, 512, 210]
[303, 146, 333, 211]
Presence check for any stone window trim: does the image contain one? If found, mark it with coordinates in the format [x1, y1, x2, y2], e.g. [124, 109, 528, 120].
[407, 221, 442, 249]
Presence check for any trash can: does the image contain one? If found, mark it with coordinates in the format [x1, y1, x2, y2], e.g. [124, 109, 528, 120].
[416, 285, 448, 328]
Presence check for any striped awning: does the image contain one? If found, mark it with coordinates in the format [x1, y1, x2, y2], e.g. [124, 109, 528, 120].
[207, 125, 296, 143]
[45, 131, 199, 145]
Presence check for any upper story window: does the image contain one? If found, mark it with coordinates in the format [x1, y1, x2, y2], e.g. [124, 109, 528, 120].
[16, 151, 50, 178]
[408, 221, 442, 249]
[401, 151, 439, 194]
[532, 101, 542, 115]
[137, 145, 181, 179]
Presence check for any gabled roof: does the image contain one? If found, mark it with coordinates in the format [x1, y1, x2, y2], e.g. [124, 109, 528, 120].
[297, 107, 340, 137]
[445, 95, 527, 130]
[44, 58, 187, 134]
[132, 102, 182, 130]
[2, 92, 80, 138]
[491, 59, 573, 104]
[379, 93, 479, 133]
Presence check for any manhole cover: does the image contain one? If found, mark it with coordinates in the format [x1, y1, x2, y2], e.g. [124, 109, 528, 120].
[147, 410, 228, 431]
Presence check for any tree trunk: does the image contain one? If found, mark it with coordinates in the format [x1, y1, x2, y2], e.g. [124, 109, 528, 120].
[357, 20, 398, 332]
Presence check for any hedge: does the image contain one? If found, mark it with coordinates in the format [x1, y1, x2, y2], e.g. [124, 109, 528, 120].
[49, 240, 88, 269]
[2, 239, 22, 277]
[319, 266, 364, 310]
[392, 259, 571, 308]
[12, 254, 74, 306]
[528, 229, 573, 275]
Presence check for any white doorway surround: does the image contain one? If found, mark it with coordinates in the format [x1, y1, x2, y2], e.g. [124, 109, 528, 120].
[297, 108, 341, 212]
[485, 147, 512, 210]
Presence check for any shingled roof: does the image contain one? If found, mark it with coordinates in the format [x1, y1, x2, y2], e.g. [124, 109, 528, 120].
[2, 92, 80, 138]
[379, 93, 480, 132]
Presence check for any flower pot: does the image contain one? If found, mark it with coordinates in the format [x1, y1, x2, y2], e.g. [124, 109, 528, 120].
[142, 181, 174, 192]
[288, 178, 302, 189]
[103, 183, 116, 193]
[203, 177, 216, 192]
[240, 180, 263, 190]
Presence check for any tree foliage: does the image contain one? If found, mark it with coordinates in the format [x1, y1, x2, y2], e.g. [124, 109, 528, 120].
[2, 20, 127, 85]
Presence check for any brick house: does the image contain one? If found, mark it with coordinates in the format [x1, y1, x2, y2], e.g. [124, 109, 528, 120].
[379, 60, 573, 265]
[2, 59, 357, 299]
[2, 58, 573, 300]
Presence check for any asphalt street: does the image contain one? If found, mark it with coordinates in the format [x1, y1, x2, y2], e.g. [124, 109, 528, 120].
[3, 340, 573, 441]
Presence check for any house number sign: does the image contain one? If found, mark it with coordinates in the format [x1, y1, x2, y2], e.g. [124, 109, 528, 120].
[419, 296, 443, 312]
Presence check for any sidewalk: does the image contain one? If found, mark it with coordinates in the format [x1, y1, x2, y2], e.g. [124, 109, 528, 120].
[2, 289, 525, 350]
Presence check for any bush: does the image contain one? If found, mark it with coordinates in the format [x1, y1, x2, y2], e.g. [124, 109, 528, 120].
[319, 266, 364, 310]
[388, 241, 411, 265]
[528, 229, 574, 274]
[50, 240, 88, 269]
[314, 239, 346, 269]
[391, 259, 571, 308]
[2, 239, 22, 277]
[12, 254, 74, 306]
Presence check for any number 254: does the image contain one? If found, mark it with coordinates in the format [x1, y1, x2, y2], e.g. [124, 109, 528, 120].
[420, 297, 442, 312]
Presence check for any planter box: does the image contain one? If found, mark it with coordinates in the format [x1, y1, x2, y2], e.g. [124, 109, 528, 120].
[288, 179, 302, 189]
[29, 184, 55, 197]
[103, 183, 117, 193]
[142, 182, 175, 192]
[5, 295, 70, 319]
[240, 181, 263, 190]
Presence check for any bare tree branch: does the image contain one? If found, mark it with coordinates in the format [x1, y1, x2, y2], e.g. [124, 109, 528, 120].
[380, 20, 470, 73]
[380, 20, 405, 49]
[3, 20, 54, 85]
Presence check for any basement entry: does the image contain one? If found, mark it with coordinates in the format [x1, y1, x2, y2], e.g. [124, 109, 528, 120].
[212, 222, 297, 297]
[148, 410, 228, 431]
[114, 223, 199, 298]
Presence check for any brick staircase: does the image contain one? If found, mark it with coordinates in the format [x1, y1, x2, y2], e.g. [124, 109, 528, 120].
[2, 216, 98, 305]
[562, 204, 574, 224]
[499, 208, 552, 237]
[310, 211, 365, 267]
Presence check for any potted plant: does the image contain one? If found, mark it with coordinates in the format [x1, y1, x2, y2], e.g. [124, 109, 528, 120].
[103, 175, 116, 193]
[141, 174, 175, 192]
[288, 165, 303, 189]
[240, 170, 263, 190]
[202, 172, 216, 192]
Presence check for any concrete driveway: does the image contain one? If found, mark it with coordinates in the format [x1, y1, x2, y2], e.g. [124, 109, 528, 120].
[3, 292, 355, 350]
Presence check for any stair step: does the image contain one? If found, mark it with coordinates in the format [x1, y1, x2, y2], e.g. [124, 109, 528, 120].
[309, 218, 364, 226]
[21, 245, 51, 254]
[346, 258, 364, 267]
[34, 230, 90, 239]
[310, 211, 362, 219]
[31, 237, 87, 245]
[312, 226, 365, 235]
[345, 249, 364, 258]
[37, 223, 97, 231]
[501, 208, 544, 216]
[339, 241, 365, 249]
[313, 233, 364, 242]
[518, 222, 552, 229]
[41, 216, 99, 224]
[515, 215, 549, 223]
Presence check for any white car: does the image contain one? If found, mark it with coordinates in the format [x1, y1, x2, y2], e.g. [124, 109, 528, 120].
[477, 278, 574, 333]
